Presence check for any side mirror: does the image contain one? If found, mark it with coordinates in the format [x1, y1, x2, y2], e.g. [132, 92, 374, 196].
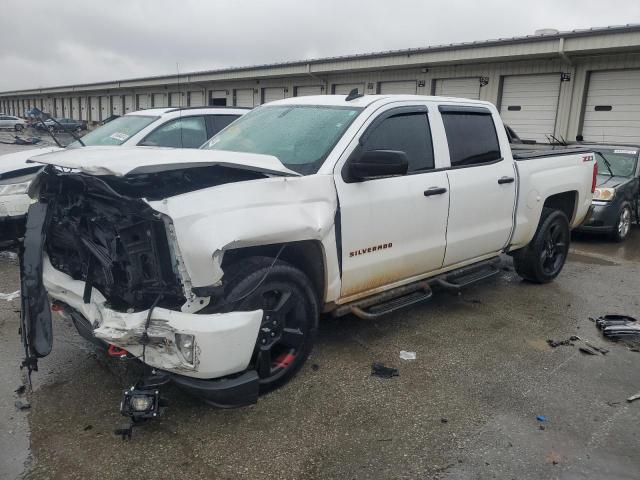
[348, 150, 409, 181]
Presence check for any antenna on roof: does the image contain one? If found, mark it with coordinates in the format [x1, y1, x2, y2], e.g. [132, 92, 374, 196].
[177, 62, 184, 148]
[345, 88, 364, 101]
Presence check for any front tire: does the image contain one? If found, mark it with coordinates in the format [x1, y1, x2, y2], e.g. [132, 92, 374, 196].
[220, 256, 319, 394]
[513, 208, 570, 283]
[611, 204, 632, 242]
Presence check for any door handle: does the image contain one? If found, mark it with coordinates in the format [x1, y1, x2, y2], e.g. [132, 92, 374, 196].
[424, 187, 447, 196]
[498, 176, 515, 184]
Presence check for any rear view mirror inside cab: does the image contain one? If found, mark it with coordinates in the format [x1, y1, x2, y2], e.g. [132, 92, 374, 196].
[347, 149, 409, 182]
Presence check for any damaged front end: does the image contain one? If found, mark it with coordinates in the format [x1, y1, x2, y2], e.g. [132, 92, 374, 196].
[20, 164, 265, 407]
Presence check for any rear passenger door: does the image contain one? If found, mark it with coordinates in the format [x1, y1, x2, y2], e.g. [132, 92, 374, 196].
[439, 105, 516, 266]
[335, 105, 450, 299]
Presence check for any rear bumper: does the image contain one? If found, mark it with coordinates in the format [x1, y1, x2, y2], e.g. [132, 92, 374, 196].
[43, 256, 263, 380]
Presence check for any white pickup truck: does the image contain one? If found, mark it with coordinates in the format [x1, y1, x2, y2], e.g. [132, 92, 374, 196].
[20, 94, 596, 409]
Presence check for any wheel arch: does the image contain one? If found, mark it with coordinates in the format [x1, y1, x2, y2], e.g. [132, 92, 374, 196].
[543, 191, 578, 223]
[221, 240, 328, 304]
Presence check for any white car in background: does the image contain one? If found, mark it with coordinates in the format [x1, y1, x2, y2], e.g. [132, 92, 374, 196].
[0, 114, 27, 131]
[0, 106, 247, 244]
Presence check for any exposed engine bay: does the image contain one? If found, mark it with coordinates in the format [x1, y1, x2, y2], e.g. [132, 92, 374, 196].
[38, 164, 266, 312]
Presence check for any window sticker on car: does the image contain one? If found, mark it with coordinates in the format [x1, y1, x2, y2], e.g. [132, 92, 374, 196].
[109, 132, 129, 141]
[614, 149, 637, 155]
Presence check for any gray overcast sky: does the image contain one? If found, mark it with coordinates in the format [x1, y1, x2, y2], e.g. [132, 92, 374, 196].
[1, 0, 639, 91]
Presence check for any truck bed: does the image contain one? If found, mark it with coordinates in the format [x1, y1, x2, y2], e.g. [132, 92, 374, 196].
[512, 146, 591, 160]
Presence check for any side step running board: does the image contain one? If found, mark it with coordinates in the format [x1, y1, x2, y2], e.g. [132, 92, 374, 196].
[333, 257, 504, 320]
[435, 264, 501, 293]
[348, 282, 433, 320]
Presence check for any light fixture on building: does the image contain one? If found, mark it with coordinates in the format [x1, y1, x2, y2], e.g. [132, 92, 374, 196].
[561, 73, 571, 82]
[479, 77, 489, 87]
[367, 83, 374, 90]
[418, 80, 426, 88]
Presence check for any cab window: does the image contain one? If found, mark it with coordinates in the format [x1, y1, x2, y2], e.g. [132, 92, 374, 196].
[363, 112, 434, 172]
[139, 116, 208, 148]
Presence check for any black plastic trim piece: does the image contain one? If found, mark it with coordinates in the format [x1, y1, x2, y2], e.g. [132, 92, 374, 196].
[438, 105, 492, 115]
[171, 370, 259, 408]
[20, 202, 53, 368]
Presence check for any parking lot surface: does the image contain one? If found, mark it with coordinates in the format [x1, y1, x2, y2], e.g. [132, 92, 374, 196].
[1, 144, 639, 480]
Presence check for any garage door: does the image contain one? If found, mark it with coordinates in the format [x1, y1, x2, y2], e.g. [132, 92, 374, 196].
[333, 83, 364, 95]
[295, 85, 323, 97]
[124, 95, 134, 113]
[136, 94, 149, 110]
[65, 98, 72, 118]
[582, 69, 640, 143]
[262, 87, 286, 104]
[55, 98, 63, 117]
[434, 78, 481, 100]
[100, 96, 110, 120]
[234, 89, 254, 107]
[379, 80, 417, 95]
[499, 74, 561, 143]
[79, 97, 88, 120]
[111, 95, 122, 116]
[151, 93, 166, 108]
[71, 98, 80, 119]
[209, 90, 228, 106]
[189, 91, 204, 107]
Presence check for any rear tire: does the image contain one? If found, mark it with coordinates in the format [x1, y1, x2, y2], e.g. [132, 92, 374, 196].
[220, 256, 319, 394]
[513, 208, 570, 283]
[611, 204, 632, 242]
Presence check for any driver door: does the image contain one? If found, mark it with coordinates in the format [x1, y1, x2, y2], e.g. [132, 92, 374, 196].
[334, 106, 450, 299]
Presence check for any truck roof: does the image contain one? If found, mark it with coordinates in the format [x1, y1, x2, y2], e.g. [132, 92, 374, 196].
[268, 94, 493, 109]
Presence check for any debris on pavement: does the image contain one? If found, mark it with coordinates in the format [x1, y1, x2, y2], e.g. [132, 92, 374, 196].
[0, 135, 42, 145]
[14, 385, 26, 395]
[15, 400, 31, 410]
[0, 251, 19, 261]
[547, 337, 578, 348]
[579, 345, 599, 355]
[536, 415, 546, 422]
[595, 315, 640, 338]
[0, 290, 20, 301]
[399, 350, 416, 360]
[371, 362, 399, 378]
[627, 392, 640, 403]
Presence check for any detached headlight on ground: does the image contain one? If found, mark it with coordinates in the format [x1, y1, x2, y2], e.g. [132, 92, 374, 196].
[0, 180, 32, 196]
[175, 333, 195, 364]
[593, 187, 616, 201]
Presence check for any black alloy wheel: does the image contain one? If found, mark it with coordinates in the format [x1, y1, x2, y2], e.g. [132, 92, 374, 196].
[221, 256, 319, 393]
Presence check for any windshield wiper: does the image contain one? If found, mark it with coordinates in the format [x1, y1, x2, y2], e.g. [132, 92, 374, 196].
[595, 151, 614, 177]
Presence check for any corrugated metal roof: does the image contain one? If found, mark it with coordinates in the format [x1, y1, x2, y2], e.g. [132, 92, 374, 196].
[2, 24, 640, 95]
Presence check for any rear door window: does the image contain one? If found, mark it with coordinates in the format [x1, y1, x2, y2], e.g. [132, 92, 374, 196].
[441, 110, 501, 167]
[139, 116, 208, 148]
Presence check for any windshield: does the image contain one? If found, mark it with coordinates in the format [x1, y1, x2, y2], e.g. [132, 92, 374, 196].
[68, 115, 158, 147]
[596, 149, 639, 177]
[203, 105, 361, 174]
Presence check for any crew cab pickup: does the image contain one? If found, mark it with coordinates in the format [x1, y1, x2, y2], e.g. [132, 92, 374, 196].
[20, 94, 597, 408]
